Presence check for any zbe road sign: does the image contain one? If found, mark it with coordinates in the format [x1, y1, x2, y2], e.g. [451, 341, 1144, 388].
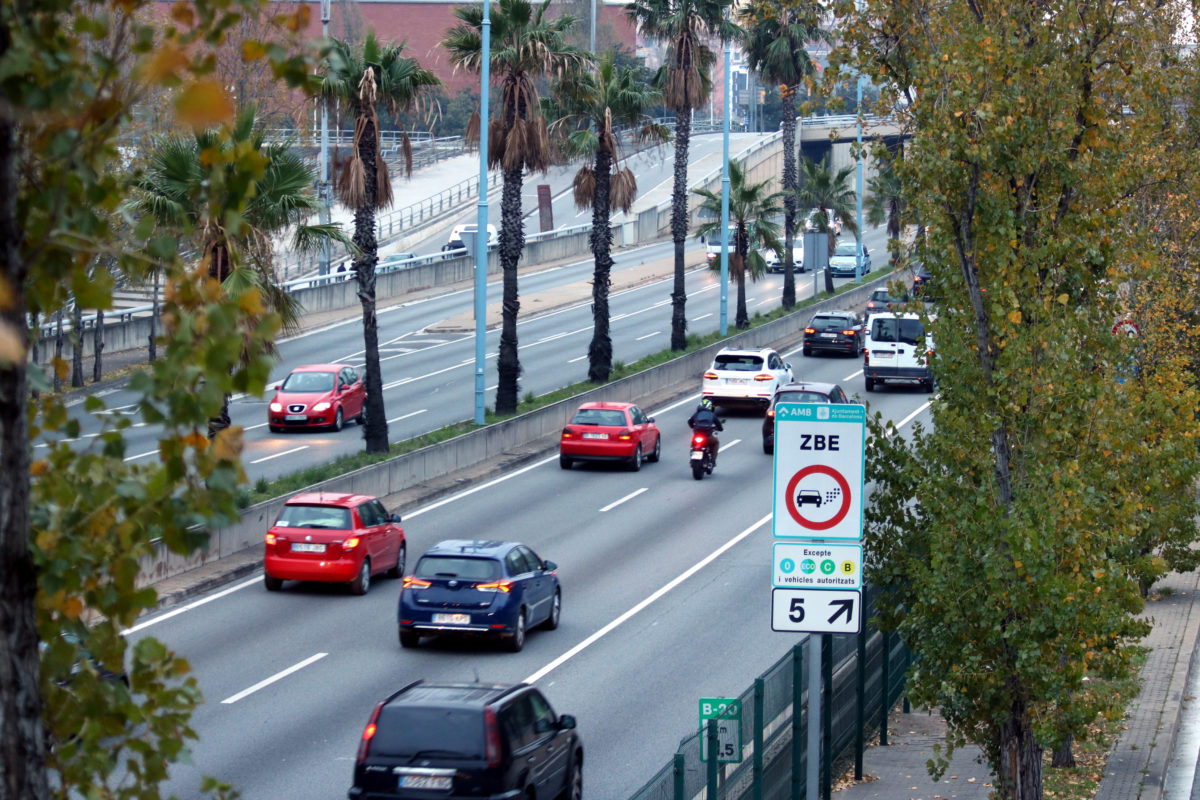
[772, 403, 866, 541]
[773, 542, 861, 590]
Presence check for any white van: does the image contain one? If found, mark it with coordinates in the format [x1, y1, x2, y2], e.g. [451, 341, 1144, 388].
[443, 223, 498, 253]
[863, 312, 935, 393]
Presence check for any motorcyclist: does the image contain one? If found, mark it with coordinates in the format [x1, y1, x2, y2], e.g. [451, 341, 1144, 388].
[687, 399, 723, 464]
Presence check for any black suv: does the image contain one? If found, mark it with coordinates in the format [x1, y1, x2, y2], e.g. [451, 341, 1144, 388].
[802, 311, 864, 357]
[349, 681, 582, 800]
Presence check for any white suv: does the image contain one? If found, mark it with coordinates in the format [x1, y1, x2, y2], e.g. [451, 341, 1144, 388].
[863, 312, 935, 392]
[702, 347, 794, 412]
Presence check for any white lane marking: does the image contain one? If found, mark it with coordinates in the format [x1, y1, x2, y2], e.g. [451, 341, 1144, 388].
[123, 450, 158, 462]
[635, 331, 661, 341]
[523, 513, 773, 685]
[487, 384, 498, 391]
[756, 298, 774, 307]
[843, 369, 863, 381]
[250, 446, 309, 465]
[387, 409, 427, 424]
[537, 332, 571, 344]
[651, 299, 671, 308]
[895, 401, 932, 430]
[718, 438, 741, 452]
[600, 488, 648, 513]
[568, 355, 587, 363]
[123, 576, 261, 634]
[221, 653, 328, 705]
[246, 422, 269, 431]
[692, 313, 713, 322]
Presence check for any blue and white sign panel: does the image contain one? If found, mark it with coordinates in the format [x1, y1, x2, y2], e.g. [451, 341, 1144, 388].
[773, 542, 862, 590]
[772, 403, 866, 541]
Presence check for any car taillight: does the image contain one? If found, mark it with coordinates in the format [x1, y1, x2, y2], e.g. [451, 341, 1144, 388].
[842, 330, 856, 336]
[617, 429, 632, 441]
[753, 373, 773, 381]
[561, 427, 575, 439]
[484, 707, 502, 767]
[357, 702, 385, 763]
[342, 537, 360, 551]
[402, 576, 432, 589]
[767, 408, 775, 419]
[265, 533, 277, 545]
[804, 327, 816, 334]
[476, 580, 513, 593]
[703, 371, 718, 380]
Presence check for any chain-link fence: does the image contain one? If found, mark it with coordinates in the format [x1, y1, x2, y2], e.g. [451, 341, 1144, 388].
[629, 586, 910, 800]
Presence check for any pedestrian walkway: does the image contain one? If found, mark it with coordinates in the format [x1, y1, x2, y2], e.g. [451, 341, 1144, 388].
[833, 567, 1200, 800]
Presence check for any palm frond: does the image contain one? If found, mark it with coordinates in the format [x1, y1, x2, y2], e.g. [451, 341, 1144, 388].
[611, 167, 638, 213]
[573, 165, 596, 210]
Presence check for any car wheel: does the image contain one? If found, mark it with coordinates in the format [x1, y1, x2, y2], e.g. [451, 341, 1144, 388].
[559, 455, 573, 470]
[542, 589, 561, 630]
[356, 405, 366, 425]
[692, 461, 705, 480]
[350, 557, 371, 595]
[331, 407, 344, 432]
[563, 758, 582, 800]
[506, 610, 527, 652]
[865, 377, 876, 392]
[763, 438, 773, 455]
[924, 375, 936, 393]
[648, 434, 661, 463]
[387, 543, 406, 579]
[628, 444, 643, 472]
[264, 574, 283, 592]
[399, 628, 420, 649]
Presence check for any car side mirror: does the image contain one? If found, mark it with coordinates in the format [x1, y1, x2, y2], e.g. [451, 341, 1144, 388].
[543, 560, 557, 571]
[390, 513, 402, 523]
[646, 417, 655, 424]
[559, 714, 577, 730]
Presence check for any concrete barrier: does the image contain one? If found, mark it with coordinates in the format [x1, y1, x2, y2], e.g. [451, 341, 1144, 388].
[139, 272, 893, 587]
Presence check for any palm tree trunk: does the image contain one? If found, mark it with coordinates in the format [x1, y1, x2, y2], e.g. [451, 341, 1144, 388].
[495, 163, 525, 415]
[353, 112, 389, 454]
[588, 148, 614, 383]
[781, 93, 797, 309]
[822, 212, 836, 295]
[0, 97, 51, 800]
[735, 258, 749, 329]
[92, 308, 104, 382]
[149, 267, 159, 363]
[669, 106, 691, 350]
[71, 302, 83, 388]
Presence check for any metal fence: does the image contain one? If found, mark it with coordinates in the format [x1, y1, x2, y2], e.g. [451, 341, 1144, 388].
[629, 586, 910, 800]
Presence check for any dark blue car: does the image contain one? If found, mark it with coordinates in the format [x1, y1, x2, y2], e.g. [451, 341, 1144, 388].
[398, 540, 561, 652]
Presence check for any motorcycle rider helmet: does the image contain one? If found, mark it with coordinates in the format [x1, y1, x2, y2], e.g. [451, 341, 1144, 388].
[700, 398, 714, 411]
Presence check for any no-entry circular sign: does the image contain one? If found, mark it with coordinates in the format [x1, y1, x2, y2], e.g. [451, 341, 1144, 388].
[784, 464, 852, 531]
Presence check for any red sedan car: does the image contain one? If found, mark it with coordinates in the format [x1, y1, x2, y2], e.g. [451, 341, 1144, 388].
[267, 364, 366, 432]
[263, 493, 405, 596]
[559, 401, 661, 471]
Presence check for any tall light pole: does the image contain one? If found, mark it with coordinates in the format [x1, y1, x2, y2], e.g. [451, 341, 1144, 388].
[474, 0, 492, 426]
[590, 0, 596, 53]
[854, 10, 865, 282]
[718, 27, 731, 336]
[318, 0, 332, 276]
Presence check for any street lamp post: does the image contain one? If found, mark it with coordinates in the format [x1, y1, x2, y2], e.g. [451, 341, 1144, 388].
[474, 0, 492, 426]
[718, 31, 731, 336]
[318, 0, 332, 276]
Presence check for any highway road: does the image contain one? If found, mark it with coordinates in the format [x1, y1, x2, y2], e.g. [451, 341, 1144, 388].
[124, 344, 933, 800]
[47, 222, 893, 484]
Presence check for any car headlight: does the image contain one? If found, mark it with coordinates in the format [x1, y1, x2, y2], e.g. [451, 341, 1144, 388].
[312, 402, 331, 412]
[270, 402, 282, 412]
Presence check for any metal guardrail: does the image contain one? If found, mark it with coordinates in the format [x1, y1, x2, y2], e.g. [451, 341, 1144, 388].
[629, 586, 910, 800]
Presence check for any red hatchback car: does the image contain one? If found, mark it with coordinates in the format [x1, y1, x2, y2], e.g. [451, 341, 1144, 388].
[263, 493, 405, 596]
[559, 401, 661, 471]
[268, 364, 366, 432]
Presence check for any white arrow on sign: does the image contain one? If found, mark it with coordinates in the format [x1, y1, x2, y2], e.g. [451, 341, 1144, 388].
[770, 588, 861, 634]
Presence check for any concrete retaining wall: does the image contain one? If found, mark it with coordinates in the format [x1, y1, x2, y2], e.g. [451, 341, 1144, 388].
[139, 272, 893, 587]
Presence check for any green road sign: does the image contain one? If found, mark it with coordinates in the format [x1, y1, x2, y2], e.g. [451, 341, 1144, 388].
[698, 697, 742, 763]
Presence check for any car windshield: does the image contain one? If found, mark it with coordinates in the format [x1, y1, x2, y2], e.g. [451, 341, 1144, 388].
[281, 371, 335, 393]
[274, 505, 351, 529]
[371, 707, 485, 759]
[811, 316, 852, 331]
[713, 354, 764, 371]
[571, 408, 627, 426]
[415, 556, 501, 581]
[833, 242, 857, 256]
[871, 289, 903, 301]
[870, 318, 925, 345]
[775, 391, 832, 404]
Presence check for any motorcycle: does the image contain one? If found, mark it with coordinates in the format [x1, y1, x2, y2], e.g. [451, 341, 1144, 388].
[689, 429, 717, 480]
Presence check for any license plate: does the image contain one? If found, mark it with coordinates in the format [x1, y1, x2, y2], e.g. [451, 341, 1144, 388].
[292, 542, 325, 553]
[433, 613, 471, 625]
[690, 450, 704, 461]
[821, 333, 837, 338]
[726, 378, 747, 385]
[285, 414, 307, 421]
[582, 432, 608, 439]
[873, 351, 895, 360]
[399, 775, 452, 790]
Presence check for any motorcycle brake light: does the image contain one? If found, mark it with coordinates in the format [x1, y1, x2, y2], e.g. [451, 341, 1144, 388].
[693, 434, 707, 446]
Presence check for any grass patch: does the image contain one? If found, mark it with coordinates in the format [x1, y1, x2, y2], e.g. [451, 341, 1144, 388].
[1041, 649, 1146, 800]
[245, 277, 872, 505]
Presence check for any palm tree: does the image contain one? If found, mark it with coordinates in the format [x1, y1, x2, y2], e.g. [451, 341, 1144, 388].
[866, 154, 911, 270]
[694, 161, 782, 329]
[125, 105, 353, 437]
[626, 0, 740, 350]
[797, 154, 858, 295]
[443, 0, 586, 414]
[739, 0, 826, 310]
[553, 52, 669, 383]
[321, 33, 440, 452]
